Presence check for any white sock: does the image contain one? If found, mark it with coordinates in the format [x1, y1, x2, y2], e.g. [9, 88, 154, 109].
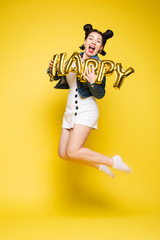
[112, 155, 132, 173]
[99, 164, 115, 178]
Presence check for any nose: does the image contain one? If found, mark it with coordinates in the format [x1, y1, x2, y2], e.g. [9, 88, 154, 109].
[91, 39, 96, 45]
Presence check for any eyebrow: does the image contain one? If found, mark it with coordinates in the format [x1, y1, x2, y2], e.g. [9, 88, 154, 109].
[89, 35, 102, 40]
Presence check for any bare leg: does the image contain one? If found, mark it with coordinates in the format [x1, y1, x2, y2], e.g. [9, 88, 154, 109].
[58, 125, 131, 174]
[66, 124, 114, 167]
[58, 128, 100, 169]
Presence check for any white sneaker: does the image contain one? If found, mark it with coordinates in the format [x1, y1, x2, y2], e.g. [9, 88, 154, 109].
[112, 155, 132, 173]
[99, 165, 115, 178]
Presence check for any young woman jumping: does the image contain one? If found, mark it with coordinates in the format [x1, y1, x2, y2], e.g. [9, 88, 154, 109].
[47, 24, 132, 178]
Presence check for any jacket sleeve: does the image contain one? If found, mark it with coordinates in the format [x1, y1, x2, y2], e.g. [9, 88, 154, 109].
[87, 76, 106, 99]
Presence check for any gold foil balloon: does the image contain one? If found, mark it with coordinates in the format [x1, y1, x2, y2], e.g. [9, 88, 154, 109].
[64, 52, 83, 77]
[57, 53, 67, 76]
[48, 51, 134, 88]
[49, 54, 59, 81]
[113, 63, 134, 89]
[96, 60, 115, 84]
[79, 58, 99, 82]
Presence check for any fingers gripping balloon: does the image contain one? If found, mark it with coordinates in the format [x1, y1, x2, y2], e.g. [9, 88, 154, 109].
[49, 52, 134, 89]
[80, 58, 99, 82]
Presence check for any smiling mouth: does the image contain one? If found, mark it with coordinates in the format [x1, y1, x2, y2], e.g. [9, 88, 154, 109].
[88, 45, 95, 53]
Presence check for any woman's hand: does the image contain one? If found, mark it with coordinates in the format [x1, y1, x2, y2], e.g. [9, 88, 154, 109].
[82, 66, 97, 84]
[49, 59, 53, 68]
[47, 59, 54, 75]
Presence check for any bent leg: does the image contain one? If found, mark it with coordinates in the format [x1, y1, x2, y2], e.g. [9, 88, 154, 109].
[58, 127, 100, 169]
[66, 124, 114, 167]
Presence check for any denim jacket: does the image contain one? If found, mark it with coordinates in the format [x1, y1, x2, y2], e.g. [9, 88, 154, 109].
[47, 52, 106, 99]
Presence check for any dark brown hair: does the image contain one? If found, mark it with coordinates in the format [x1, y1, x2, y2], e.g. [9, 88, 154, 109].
[79, 24, 114, 56]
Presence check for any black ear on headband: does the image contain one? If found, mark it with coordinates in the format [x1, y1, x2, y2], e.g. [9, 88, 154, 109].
[83, 24, 93, 33]
[103, 30, 114, 40]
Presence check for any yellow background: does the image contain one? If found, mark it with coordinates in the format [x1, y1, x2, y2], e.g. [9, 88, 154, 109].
[0, 0, 160, 239]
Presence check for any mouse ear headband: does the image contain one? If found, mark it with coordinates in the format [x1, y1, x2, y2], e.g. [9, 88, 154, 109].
[79, 24, 114, 56]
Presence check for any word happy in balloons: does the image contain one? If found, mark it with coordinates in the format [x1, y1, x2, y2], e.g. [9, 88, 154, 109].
[49, 52, 134, 89]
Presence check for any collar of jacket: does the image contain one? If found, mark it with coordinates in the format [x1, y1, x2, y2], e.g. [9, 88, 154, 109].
[79, 51, 100, 61]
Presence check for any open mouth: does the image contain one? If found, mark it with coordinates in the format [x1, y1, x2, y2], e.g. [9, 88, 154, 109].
[88, 45, 95, 53]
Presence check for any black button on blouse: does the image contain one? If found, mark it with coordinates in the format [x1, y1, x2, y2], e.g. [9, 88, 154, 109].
[75, 94, 77, 98]
[75, 112, 77, 116]
[75, 100, 78, 104]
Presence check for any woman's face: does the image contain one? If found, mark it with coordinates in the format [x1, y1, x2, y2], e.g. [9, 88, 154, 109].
[84, 31, 103, 57]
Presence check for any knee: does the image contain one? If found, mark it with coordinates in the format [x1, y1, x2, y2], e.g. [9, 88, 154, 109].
[58, 149, 68, 160]
[66, 147, 78, 160]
